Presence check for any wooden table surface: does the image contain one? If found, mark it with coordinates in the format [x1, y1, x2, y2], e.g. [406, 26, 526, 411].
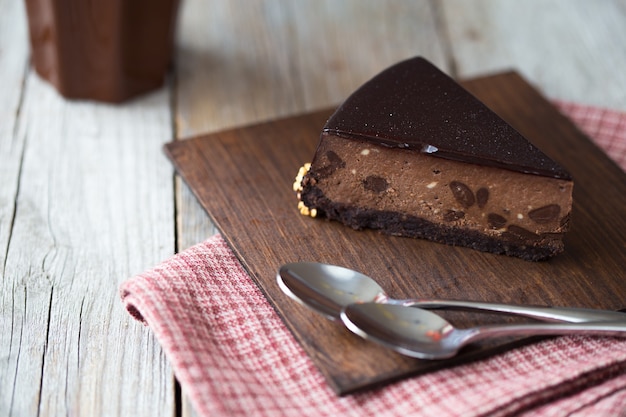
[1, 0, 625, 415]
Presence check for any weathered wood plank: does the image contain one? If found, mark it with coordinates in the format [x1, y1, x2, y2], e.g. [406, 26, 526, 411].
[0, 0, 177, 413]
[441, 0, 626, 110]
[0, 0, 35, 413]
[1, 76, 177, 416]
[175, 0, 448, 140]
[0, 0, 29, 275]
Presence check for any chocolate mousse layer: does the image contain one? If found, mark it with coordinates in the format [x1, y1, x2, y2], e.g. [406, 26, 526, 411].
[299, 137, 572, 260]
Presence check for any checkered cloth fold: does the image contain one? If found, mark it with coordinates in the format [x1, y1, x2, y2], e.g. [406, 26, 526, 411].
[120, 102, 626, 417]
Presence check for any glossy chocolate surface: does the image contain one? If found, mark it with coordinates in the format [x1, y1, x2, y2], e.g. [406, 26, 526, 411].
[323, 57, 571, 180]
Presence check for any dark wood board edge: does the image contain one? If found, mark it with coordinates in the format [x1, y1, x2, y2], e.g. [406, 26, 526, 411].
[165, 71, 626, 395]
[164, 108, 553, 395]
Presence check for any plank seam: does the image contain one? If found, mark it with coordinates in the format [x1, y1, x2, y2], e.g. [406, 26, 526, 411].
[170, 68, 182, 255]
[35, 287, 54, 417]
[2, 62, 29, 278]
[7, 287, 26, 417]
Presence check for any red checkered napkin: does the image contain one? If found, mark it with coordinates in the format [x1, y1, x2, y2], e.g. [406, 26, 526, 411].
[120, 103, 626, 417]
[555, 101, 626, 171]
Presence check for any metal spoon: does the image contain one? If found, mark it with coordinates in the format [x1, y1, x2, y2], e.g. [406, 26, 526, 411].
[277, 262, 626, 323]
[341, 302, 626, 359]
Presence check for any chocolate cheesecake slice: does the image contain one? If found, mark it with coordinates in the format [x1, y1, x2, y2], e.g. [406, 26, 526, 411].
[294, 57, 573, 261]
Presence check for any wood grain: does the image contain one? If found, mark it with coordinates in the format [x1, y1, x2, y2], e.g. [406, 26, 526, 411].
[0, 25, 177, 417]
[443, 0, 626, 110]
[0, 75, 177, 415]
[166, 72, 626, 394]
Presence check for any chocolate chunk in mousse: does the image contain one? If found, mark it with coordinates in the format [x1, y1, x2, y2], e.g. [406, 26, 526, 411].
[294, 57, 573, 261]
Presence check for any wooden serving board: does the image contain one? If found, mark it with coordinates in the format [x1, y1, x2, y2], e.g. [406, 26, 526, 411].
[165, 72, 626, 395]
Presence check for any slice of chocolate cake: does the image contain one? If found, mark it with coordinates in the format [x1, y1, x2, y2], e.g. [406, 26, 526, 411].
[294, 57, 573, 261]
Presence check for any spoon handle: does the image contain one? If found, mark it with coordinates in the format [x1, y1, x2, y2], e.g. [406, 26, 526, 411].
[396, 299, 626, 323]
[464, 321, 626, 345]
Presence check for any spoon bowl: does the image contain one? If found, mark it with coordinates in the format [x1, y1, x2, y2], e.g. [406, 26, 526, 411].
[341, 303, 626, 359]
[277, 262, 626, 323]
[277, 262, 386, 321]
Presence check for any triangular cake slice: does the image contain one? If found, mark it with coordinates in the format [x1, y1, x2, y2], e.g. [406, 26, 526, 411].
[294, 57, 573, 261]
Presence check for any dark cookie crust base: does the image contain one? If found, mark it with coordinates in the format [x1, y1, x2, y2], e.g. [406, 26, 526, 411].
[301, 186, 564, 261]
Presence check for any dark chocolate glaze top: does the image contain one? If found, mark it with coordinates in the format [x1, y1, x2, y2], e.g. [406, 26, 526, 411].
[323, 57, 571, 180]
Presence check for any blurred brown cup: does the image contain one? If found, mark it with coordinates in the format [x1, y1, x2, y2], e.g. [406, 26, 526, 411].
[24, 0, 180, 103]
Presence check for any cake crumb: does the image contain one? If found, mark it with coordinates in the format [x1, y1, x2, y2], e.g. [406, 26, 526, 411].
[294, 163, 317, 217]
[293, 163, 311, 192]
